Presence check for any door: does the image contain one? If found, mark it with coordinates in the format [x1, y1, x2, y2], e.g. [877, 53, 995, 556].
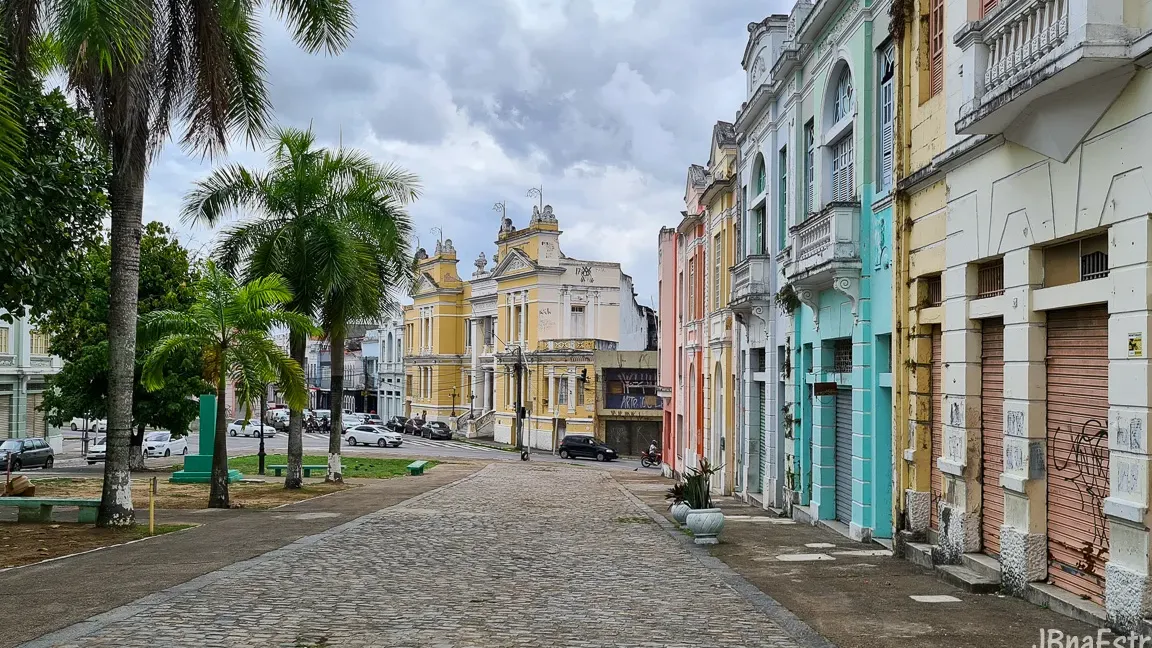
[0, 393, 10, 439]
[748, 382, 765, 493]
[26, 392, 45, 438]
[930, 326, 943, 531]
[981, 319, 1005, 556]
[1046, 306, 1109, 604]
[835, 388, 853, 524]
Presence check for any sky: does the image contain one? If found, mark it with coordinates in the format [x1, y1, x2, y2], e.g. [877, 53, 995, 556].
[144, 0, 795, 308]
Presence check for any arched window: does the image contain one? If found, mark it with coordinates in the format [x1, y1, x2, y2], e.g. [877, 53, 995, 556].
[834, 68, 853, 122]
[753, 153, 766, 195]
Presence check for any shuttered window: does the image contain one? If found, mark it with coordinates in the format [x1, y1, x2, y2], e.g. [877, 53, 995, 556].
[778, 147, 788, 250]
[832, 136, 854, 202]
[930, 0, 945, 96]
[982, 0, 999, 17]
[880, 43, 895, 192]
[804, 121, 815, 215]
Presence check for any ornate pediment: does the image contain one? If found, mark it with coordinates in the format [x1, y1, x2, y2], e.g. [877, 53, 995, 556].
[412, 272, 440, 296]
[492, 247, 537, 278]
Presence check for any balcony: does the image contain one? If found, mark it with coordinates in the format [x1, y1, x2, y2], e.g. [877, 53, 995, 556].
[730, 255, 774, 311]
[955, 0, 1140, 159]
[785, 202, 861, 284]
[535, 338, 618, 352]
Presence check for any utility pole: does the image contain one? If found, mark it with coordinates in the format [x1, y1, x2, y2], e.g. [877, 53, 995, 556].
[515, 347, 527, 461]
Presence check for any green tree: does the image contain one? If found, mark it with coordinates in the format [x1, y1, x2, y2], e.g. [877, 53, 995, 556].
[43, 222, 211, 468]
[3, 0, 355, 526]
[0, 78, 109, 322]
[140, 261, 312, 507]
[183, 126, 418, 487]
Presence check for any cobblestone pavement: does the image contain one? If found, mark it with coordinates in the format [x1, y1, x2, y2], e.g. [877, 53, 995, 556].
[26, 463, 804, 647]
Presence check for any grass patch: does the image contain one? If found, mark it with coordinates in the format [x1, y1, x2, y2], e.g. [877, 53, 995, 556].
[227, 455, 433, 479]
[29, 478, 348, 510]
[0, 522, 195, 569]
[615, 516, 651, 524]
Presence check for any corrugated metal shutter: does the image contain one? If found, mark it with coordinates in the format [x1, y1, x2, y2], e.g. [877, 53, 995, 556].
[1046, 306, 1109, 604]
[754, 382, 766, 493]
[930, 327, 943, 531]
[0, 394, 10, 439]
[981, 319, 1005, 556]
[27, 393, 45, 438]
[835, 388, 853, 524]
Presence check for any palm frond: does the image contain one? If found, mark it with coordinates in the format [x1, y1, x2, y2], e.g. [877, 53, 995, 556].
[141, 332, 206, 391]
[269, 0, 355, 55]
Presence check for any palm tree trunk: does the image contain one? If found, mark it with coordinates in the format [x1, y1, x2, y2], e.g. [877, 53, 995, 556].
[129, 424, 145, 471]
[327, 332, 344, 484]
[98, 130, 146, 527]
[285, 331, 306, 489]
[209, 370, 230, 508]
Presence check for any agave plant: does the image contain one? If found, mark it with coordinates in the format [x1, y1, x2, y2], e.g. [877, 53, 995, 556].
[683, 458, 722, 509]
[665, 482, 687, 504]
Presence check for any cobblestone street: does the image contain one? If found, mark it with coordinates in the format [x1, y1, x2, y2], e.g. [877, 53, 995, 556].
[25, 463, 805, 648]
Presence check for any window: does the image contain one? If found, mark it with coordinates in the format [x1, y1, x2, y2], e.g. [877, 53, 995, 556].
[804, 121, 815, 215]
[924, 275, 943, 307]
[571, 305, 586, 337]
[713, 234, 722, 310]
[677, 272, 684, 320]
[30, 331, 49, 356]
[558, 377, 569, 405]
[688, 258, 696, 318]
[834, 68, 853, 122]
[754, 154, 766, 195]
[832, 136, 855, 202]
[753, 206, 765, 254]
[0, 327, 9, 354]
[737, 190, 745, 261]
[464, 319, 472, 348]
[977, 260, 1005, 298]
[778, 147, 788, 250]
[879, 43, 895, 192]
[1044, 234, 1110, 287]
[982, 0, 999, 19]
[929, 0, 944, 96]
[576, 378, 585, 406]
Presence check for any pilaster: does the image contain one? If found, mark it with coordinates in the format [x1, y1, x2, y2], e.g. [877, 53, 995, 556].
[811, 341, 837, 520]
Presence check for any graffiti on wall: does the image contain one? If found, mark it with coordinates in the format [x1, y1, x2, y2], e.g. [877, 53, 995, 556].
[1050, 418, 1110, 564]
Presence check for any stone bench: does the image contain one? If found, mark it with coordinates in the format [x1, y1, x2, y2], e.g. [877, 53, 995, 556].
[406, 460, 430, 476]
[0, 497, 101, 523]
[267, 464, 327, 477]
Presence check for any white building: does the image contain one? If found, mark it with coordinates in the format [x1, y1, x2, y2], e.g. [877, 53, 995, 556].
[363, 316, 405, 420]
[0, 313, 64, 451]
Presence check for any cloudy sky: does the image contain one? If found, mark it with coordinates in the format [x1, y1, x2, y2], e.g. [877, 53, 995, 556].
[145, 0, 794, 307]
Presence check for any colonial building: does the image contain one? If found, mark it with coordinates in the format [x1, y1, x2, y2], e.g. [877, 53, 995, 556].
[0, 313, 63, 451]
[405, 205, 658, 451]
[361, 315, 405, 420]
[761, 0, 895, 542]
[894, 0, 1152, 629]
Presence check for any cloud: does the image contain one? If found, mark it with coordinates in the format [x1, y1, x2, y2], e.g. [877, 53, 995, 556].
[142, 0, 797, 309]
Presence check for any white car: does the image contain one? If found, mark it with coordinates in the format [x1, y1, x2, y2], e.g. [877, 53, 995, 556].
[227, 418, 273, 437]
[86, 436, 106, 464]
[344, 425, 403, 448]
[70, 417, 106, 433]
[144, 431, 188, 458]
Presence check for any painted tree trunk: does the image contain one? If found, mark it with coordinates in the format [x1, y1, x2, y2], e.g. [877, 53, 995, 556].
[284, 331, 305, 489]
[209, 371, 231, 508]
[98, 129, 146, 527]
[129, 424, 145, 471]
[327, 330, 344, 483]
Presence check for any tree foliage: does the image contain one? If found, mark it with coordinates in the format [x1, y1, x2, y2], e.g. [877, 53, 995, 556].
[0, 78, 109, 321]
[42, 222, 210, 440]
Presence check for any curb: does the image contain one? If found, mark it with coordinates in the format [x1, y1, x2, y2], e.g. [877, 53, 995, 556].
[612, 478, 839, 648]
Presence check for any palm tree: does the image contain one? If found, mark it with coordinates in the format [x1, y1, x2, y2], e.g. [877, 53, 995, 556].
[183, 126, 418, 487]
[140, 261, 313, 507]
[2, 0, 355, 525]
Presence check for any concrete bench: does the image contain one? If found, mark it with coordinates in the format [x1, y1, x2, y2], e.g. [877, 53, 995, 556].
[267, 464, 327, 477]
[0, 497, 101, 523]
[407, 460, 430, 476]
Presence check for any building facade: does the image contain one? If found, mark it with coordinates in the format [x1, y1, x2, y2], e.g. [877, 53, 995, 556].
[362, 316, 405, 420]
[405, 206, 658, 451]
[893, 0, 1152, 629]
[0, 314, 63, 451]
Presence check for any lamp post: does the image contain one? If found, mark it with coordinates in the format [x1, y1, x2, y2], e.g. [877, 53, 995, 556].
[258, 391, 267, 476]
[450, 387, 457, 417]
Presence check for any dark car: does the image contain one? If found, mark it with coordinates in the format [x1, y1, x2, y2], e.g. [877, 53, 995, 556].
[420, 421, 452, 440]
[403, 418, 425, 435]
[386, 416, 409, 433]
[0, 437, 54, 470]
[557, 435, 617, 462]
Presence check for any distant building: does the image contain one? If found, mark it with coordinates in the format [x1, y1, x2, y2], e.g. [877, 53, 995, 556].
[0, 312, 64, 451]
[361, 315, 405, 419]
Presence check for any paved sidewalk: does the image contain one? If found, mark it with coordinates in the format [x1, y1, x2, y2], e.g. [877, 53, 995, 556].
[617, 472, 1110, 648]
[1, 461, 484, 648]
[20, 462, 820, 648]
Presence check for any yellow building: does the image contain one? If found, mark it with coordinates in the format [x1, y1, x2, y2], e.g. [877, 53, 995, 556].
[701, 122, 739, 494]
[405, 205, 659, 453]
[892, 0, 951, 540]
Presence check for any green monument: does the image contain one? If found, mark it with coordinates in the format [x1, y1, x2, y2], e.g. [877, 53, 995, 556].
[170, 394, 243, 484]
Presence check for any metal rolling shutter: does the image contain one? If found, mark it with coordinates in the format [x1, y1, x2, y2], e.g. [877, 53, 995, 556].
[26, 393, 45, 438]
[930, 327, 943, 531]
[835, 388, 853, 524]
[0, 394, 10, 439]
[757, 383, 767, 492]
[981, 319, 1005, 556]
[1046, 306, 1109, 604]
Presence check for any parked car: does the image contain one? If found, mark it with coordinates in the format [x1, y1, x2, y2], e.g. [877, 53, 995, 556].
[557, 435, 618, 462]
[86, 436, 106, 464]
[362, 414, 382, 426]
[385, 416, 408, 433]
[227, 418, 272, 437]
[69, 417, 106, 433]
[143, 431, 188, 458]
[344, 425, 403, 448]
[265, 408, 291, 430]
[1, 437, 54, 470]
[403, 418, 425, 435]
[420, 420, 453, 440]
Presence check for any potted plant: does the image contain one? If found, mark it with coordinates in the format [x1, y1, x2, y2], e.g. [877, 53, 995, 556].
[683, 459, 725, 544]
[666, 482, 690, 524]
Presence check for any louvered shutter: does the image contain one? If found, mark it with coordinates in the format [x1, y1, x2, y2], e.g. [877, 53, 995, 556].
[930, 0, 945, 96]
[982, 0, 999, 17]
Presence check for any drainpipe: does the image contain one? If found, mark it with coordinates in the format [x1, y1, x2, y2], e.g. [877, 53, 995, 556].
[892, 11, 915, 534]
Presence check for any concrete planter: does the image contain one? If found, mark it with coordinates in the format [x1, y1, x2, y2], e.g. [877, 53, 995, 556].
[670, 501, 691, 525]
[685, 508, 724, 544]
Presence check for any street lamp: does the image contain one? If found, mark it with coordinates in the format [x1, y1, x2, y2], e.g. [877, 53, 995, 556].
[450, 387, 457, 417]
[258, 391, 267, 476]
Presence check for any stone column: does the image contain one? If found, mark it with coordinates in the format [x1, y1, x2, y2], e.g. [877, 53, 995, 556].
[590, 291, 599, 339]
[483, 369, 492, 412]
[520, 291, 529, 345]
[1105, 216, 1152, 630]
[998, 249, 1048, 593]
[561, 288, 571, 338]
[505, 294, 513, 350]
[470, 319, 480, 407]
[547, 368, 555, 415]
[937, 260, 983, 564]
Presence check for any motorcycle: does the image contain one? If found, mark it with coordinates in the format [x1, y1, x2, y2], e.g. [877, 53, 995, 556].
[640, 449, 662, 468]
